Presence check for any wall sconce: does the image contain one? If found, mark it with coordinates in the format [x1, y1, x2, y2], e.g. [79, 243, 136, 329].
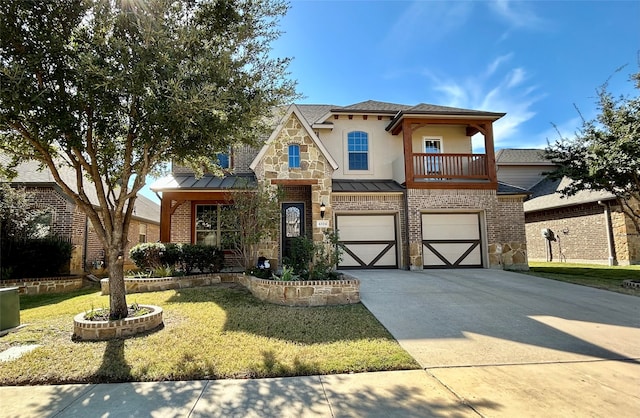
[320, 202, 326, 218]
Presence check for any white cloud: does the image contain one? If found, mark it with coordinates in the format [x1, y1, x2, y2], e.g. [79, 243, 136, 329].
[488, 0, 547, 30]
[425, 55, 544, 150]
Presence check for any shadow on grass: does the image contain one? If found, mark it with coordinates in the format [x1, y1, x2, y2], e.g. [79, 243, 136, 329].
[18, 286, 100, 310]
[166, 284, 396, 344]
[93, 338, 132, 383]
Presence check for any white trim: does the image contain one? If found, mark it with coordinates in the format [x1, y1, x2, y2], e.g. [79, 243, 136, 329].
[249, 105, 339, 171]
[423, 136, 444, 153]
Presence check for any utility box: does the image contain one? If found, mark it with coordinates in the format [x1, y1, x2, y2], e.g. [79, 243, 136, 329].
[0, 287, 20, 331]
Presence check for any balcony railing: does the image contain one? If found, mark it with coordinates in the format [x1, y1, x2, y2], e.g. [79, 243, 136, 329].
[413, 153, 488, 181]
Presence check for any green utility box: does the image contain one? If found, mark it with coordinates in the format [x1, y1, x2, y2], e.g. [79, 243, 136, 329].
[0, 287, 20, 331]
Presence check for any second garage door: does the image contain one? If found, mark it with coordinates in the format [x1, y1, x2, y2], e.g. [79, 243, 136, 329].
[422, 213, 483, 268]
[336, 214, 398, 269]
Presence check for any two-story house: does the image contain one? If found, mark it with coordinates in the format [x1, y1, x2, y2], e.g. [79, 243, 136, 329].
[151, 101, 529, 271]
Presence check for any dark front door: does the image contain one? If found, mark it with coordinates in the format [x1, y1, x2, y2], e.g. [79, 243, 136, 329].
[282, 203, 305, 261]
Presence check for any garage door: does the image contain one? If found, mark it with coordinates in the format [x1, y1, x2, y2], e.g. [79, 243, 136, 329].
[422, 213, 483, 268]
[336, 214, 398, 269]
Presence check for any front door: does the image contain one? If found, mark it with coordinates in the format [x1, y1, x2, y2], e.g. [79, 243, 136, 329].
[282, 203, 305, 261]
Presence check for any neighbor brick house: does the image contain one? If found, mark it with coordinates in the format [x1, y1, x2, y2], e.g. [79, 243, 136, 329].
[497, 148, 640, 265]
[4, 159, 160, 273]
[152, 101, 530, 271]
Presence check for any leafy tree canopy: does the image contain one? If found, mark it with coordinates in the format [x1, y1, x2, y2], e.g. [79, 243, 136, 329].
[0, 0, 296, 318]
[545, 68, 640, 231]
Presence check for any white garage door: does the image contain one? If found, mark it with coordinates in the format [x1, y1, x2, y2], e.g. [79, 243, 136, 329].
[336, 214, 398, 269]
[422, 213, 483, 268]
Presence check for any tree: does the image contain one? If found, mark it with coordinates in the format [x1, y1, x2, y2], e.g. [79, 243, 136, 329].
[0, 0, 296, 318]
[224, 181, 282, 270]
[545, 69, 640, 232]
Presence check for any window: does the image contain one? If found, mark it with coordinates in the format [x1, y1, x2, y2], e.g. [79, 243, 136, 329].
[139, 224, 147, 243]
[347, 131, 369, 170]
[288, 144, 300, 168]
[424, 138, 443, 174]
[216, 152, 231, 169]
[195, 204, 239, 249]
[31, 211, 52, 239]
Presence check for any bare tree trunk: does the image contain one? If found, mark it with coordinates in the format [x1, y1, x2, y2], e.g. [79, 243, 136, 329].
[108, 246, 128, 319]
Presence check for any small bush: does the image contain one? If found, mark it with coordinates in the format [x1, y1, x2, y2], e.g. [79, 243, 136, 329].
[129, 242, 224, 275]
[246, 267, 272, 279]
[1, 235, 73, 279]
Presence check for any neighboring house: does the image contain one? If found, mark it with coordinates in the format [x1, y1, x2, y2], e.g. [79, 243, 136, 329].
[3, 159, 160, 274]
[151, 101, 530, 271]
[497, 148, 639, 265]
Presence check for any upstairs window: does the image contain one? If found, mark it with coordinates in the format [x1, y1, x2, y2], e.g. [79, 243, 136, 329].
[347, 131, 369, 170]
[216, 152, 230, 169]
[288, 144, 300, 168]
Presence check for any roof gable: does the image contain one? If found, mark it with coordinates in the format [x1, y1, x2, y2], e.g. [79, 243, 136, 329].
[250, 105, 339, 171]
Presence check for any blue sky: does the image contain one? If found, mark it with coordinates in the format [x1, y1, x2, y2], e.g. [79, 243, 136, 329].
[273, 0, 639, 150]
[139, 0, 639, 203]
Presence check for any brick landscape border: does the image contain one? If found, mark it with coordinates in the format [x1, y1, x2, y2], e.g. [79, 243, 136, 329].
[73, 305, 163, 341]
[101, 273, 360, 306]
[0, 276, 84, 295]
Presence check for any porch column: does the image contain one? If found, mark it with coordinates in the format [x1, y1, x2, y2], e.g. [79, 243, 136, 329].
[160, 195, 171, 242]
[484, 122, 498, 184]
[402, 119, 414, 188]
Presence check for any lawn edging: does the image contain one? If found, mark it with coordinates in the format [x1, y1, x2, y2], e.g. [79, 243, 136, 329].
[0, 276, 85, 295]
[101, 273, 360, 306]
[73, 304, 163, 341]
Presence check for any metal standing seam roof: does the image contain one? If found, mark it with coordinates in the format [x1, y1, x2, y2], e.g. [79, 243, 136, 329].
[150, 174, 257, 191]
[332, 180, 405, 193]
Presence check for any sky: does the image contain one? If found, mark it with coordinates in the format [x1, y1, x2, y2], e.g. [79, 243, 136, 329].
[273, 0, 639, 150]
[140, 0, 640, 203]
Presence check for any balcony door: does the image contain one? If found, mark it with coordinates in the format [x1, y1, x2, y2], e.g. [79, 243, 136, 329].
[424, 138, 443, 175]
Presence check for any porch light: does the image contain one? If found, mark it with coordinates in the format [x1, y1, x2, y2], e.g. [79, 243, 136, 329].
[320, 202, 326, 218]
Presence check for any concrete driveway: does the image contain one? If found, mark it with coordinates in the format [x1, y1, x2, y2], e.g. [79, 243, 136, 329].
[347, 268, 640, 417]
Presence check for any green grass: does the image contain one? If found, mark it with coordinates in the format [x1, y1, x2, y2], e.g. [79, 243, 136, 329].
[522, 262, 640, 295]
[0, 284, 418, 385]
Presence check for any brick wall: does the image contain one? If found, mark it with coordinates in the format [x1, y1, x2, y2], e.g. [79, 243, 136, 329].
[171, 201, 191, 243]
[332, 193, 407, 268]
[406, 189, 527, 270]
[525, 202, 609, 263]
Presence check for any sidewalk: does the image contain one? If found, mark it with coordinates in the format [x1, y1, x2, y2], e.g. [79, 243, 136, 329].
[0, 370, 476, 418]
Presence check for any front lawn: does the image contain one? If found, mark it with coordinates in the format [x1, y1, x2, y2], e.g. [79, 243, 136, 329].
[0, 284, 418, 385]
[522, 262, 640, 295]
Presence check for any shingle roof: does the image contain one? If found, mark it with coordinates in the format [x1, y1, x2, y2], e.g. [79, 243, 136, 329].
[4, 159, 159, 223]
[497, 182, 530, 195]
[296, 104, 336, 125]
[524, 176, 615, 213]
[406, 103, 505, 117]
[496, 148, 554, 165]
[333, 100, 412, 114]
[332, 179, 405, 193]
[150, 173, 257, 191]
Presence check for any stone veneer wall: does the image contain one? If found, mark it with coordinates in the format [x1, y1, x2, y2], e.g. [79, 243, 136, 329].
[101, 273, 359, 306]
[1, 276, 84, 295]
[254, 112, 335, 264]
[406, 188, 528, 270]
[332, 193, 407, 268]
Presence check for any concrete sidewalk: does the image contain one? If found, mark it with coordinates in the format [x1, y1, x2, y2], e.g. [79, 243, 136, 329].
[0, 370, 477, 417]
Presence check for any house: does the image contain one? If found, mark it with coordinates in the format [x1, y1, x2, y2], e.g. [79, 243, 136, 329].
[151, 101, 530, 271]
[496, 148, 640, 265]
[3, 159, 160, 273]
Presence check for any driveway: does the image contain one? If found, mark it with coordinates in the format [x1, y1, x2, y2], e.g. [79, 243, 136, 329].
[346, 268, 640, 417]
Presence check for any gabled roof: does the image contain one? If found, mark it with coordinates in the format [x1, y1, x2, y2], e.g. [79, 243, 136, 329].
[250, 105, 339, 171]
[524, 176, 615, 213]
[496, 148, 555, 165]
[150, 173, 256, 191]
[3, 158, 159, 223]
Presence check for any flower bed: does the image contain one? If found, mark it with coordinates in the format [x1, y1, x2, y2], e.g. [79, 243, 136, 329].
[73, 304, 163, 341]
[101, 273, 360, 306]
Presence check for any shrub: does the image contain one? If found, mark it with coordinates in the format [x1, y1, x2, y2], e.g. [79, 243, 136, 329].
[283, 236, 314, 278]
[1, 235, 73, 279]
[129, 242, 224, 275]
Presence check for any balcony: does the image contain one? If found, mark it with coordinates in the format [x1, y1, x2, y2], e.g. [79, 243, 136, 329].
[411, 153, 494, 187]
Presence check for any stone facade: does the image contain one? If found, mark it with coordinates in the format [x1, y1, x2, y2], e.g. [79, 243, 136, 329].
[1, 276, 85, 295]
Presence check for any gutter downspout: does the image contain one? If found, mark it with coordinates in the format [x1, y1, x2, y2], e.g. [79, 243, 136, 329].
[597, 200, 616, 266]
